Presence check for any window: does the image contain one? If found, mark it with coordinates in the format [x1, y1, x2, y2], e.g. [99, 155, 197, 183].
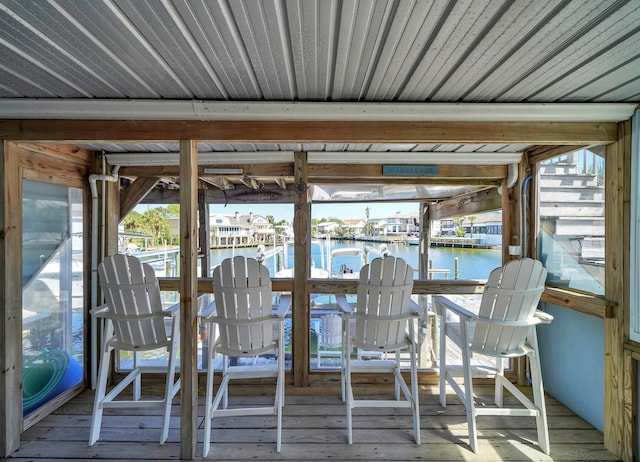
[22, 181, 84, 415]
[536, 148, 605, 295]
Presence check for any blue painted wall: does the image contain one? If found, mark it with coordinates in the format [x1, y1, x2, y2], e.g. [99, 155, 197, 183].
[536, 302, 604, 432]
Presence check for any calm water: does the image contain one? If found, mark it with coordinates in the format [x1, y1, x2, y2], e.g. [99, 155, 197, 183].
[207, 240, 502, 280]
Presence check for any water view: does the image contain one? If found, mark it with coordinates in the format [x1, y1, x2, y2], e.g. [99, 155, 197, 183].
[203, 240, 502, 281]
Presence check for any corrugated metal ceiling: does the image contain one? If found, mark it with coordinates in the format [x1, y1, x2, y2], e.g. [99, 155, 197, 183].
[0, 0, 638, 155]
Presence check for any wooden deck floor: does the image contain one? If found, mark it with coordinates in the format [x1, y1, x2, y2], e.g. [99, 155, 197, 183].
[10, 382, 620, 461]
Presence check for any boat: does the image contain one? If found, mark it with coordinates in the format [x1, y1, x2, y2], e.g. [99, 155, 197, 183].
[330, 247, 366, 279]
[274, 240, 330, 278]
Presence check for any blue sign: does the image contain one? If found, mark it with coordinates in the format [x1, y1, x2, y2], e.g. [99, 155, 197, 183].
[382, 165, 439, 176]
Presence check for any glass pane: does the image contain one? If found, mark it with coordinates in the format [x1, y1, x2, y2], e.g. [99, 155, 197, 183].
[22, 181, 84, 415]
[120, 204, 294, 371]
[309, 203, 503, 371]
[117, 204, 179, 370]
[537, 149, 605, 295]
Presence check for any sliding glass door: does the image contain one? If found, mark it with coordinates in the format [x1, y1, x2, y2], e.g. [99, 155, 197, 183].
[22, 180, 84, 415]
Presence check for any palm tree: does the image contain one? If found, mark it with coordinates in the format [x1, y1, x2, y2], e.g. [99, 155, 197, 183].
[468, 215, 476, 238]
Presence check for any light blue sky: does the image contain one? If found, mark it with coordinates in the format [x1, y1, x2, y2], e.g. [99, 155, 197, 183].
[136, 202, 419, 222]
[209, 202, 419, 222]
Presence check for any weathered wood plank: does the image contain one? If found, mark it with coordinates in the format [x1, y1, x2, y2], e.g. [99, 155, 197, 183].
[541, 287, 612, 318]
[119, 177, 159, 219]
[603, 121, 627, 460]
[1, 142, 22, 457]
[308, 164, 506, 180]
[14, 387, 617, 462]
[293, 152, 311, 387]
[0, 119, 618, 144]
[179, 139, 199, 459]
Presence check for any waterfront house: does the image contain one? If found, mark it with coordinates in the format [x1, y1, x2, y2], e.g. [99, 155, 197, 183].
[315, 221, 340, 236]
[209, 212, 274, 247]
[378, 212, 420, 239]
[169, 212, 275, 247]
[1, 3, 639, 462]
[341, 219, 366, 237]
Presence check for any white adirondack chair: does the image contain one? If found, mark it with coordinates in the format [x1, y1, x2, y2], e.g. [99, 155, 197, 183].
[89, 254, 180, 446]
[316, 313, 343, 368]
[336, 256, 422, 445]
[201, 256, 290, 457]
[436, 258, 552, 454]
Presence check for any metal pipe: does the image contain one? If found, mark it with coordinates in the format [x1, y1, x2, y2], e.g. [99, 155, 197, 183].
[88, 163, 120, 389]
[521, 175, 533, 258]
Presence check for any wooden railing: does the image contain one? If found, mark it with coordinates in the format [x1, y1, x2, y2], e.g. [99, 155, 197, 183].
[158, 278, 612, 318]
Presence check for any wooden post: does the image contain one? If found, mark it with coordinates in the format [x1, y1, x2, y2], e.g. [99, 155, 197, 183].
[293, 152, 310, 387]
[604, 120, 631, 460]
[501, 178, 514, 264]
[198, 189, 211, 277]
[0, 142, 22, 456]
[418, 203, 430, 279]
[179, 140, 198, 459]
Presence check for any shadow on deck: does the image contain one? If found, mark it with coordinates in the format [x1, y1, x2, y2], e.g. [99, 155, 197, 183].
[11, 383, 619, 461]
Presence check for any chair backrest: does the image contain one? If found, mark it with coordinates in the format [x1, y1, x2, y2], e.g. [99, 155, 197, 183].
[353, 256, 414, 350]
[472, 258, 547, 356]
[98, 254, 168, 350]
[318, 313, 342, 349]
[212, 256, 275, 355]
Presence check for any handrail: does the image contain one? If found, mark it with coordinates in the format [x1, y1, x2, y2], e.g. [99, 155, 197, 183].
[157, 277, 612, 318]
[158, 277, 486, 295]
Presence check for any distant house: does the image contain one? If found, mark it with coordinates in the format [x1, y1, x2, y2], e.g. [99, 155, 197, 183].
[316, 221, 339, 235]
[438, 211, 502, 245]
[378, 212, 419, 237]
[209, 211, 274, 246]
[342, 219, 366, 236]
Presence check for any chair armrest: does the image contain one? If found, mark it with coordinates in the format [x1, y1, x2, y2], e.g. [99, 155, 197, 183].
[199, 300, 217, 321]
[90, 303, 110, 318]
[274, 294, 291, 317]
[433, 295, 477, 321]
[534, 310, 554, 324]
[335, 293, 352, 313]
[164, 302, 180, 317]
[409, 299, 422, 316]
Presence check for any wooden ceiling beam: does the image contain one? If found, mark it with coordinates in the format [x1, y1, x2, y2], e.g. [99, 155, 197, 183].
[309, 164, 507, 181]
[527, 145, 589, 165]
[0, 119, 617, 144]
[429, 187, 503, 221]
[119, 177, 160, 220]
[118, 163, 293, 178]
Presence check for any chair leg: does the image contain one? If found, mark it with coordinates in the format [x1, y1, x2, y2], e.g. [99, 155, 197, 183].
[439, 312, 447, 407]
[394, 351, 401, 401]
[345, 331, 353, 444]
[202, 343, 216, 458]
[410, 343, 421, 445]
[276, 334, 284, 452]
[160, 341, 179, 445]
[495, 356, 504, 407]
[89, 347, 111, 446]
[133, 350, 141, 401]
[529, 351, 550, 455]
[459, 322, 477, 453]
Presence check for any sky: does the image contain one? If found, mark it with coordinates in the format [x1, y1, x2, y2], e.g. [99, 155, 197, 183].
[136, 202, 419, 222]
[209, 202, 419, 222]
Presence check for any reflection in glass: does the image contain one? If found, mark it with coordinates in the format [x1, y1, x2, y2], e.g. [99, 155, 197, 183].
[22, 181, 84, 415]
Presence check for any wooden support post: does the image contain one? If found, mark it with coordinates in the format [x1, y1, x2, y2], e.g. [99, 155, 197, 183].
[604, 120, 631, 460]
[293, 152, 310, 387]
[0, 142, 22, 457]
[198, 189, 211, 277]
[179, 140, 198, 459]
[418, 203, 430, 280]
[501, 178, 514, 264]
